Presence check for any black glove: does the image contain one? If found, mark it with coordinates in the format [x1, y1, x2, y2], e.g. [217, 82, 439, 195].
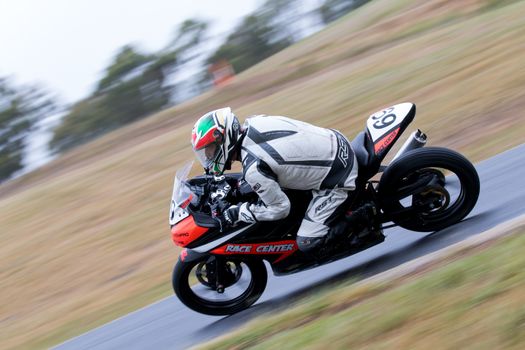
[214, 205, 240, 232]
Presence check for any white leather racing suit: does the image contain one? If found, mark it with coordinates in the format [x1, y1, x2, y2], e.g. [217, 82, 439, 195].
[235, 115, 358, 245]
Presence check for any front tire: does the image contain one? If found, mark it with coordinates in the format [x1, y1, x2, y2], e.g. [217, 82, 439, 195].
[378, 147, 480, 232]
[173, 255, 267, 315]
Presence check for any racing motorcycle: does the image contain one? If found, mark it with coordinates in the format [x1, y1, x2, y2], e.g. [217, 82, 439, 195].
[169, 103, 480, 315]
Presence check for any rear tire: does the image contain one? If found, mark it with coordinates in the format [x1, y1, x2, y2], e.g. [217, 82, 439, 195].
[378, 147, 480, 232]
[173, 256, 267, 315]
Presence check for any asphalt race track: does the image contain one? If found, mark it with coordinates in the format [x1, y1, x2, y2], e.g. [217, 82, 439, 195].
[55, 144, 525, 350]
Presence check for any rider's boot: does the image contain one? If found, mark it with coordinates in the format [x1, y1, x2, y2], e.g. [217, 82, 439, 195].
[297, 203, 383, 260]
[297, 235, 333, 261]
[345, 203, 376, 228]
[344, 203, 384, 243]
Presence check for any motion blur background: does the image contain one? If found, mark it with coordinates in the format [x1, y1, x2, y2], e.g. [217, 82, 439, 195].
[1, 0, 524, 348]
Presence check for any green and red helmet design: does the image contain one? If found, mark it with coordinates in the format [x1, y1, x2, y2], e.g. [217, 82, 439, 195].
[191, 112, 225, 150]
[191, 107, 240, 174]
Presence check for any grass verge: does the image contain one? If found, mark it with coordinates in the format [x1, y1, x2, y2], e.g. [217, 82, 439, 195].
[197, 221, 525, 350]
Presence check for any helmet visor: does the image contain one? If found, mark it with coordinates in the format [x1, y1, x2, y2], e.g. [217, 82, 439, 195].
[194, 142, 222, 170]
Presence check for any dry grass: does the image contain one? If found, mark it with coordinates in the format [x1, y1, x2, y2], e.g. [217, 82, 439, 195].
[1, 0, 525, 348]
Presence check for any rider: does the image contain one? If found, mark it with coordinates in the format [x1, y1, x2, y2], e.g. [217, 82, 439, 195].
[191, 107, 374, 255]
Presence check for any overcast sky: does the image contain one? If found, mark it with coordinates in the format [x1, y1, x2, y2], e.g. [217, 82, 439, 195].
[0, 0, 259, 103]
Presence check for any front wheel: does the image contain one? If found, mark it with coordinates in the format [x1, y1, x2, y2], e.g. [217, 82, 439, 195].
[378, 147, 480, 232]
[173, 255, 267, 315]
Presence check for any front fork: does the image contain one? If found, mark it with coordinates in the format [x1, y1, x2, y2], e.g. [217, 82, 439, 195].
[213, 258, 226, 293]
[207, 257, 241, 293]
[179, 249, 240, 293]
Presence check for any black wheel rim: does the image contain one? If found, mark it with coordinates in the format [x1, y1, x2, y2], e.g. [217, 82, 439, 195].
[185, 257, 256, 306]
[393, 167, 467, 227]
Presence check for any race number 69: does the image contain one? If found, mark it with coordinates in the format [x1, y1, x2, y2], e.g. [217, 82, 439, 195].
[372, 107, 396, 129]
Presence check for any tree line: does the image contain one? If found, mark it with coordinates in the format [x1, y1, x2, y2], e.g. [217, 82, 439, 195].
[0, 0, 370, 182]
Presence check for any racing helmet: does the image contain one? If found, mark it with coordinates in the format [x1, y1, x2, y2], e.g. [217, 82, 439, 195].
[191, 107, 241, 175]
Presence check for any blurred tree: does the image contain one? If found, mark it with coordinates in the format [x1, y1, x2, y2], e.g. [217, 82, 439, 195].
[167, 19, 208, 61]
[51, 46, 175, 152]
[257, 0, 305, 42]
[318, 0, 371, 24]
[164, 19, 209, 101]
[96, 45, 153, 93]
[51, 19, 209, 153]
[207, 13, 292, 74]
[206, 0, 321, 75]
[0, 78, 55, 181]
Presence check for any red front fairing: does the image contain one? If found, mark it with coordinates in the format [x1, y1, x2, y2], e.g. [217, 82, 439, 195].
[171, 215, 208, 247]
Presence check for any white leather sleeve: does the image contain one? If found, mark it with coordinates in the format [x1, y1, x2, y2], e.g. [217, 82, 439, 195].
[237, 162, 291, 223]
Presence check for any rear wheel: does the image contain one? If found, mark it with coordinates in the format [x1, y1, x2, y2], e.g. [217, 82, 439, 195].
[173, 256, 267, 315]
[378, 147, 480, 232]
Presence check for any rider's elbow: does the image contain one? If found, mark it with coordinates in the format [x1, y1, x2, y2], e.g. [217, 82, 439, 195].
[274, 201, 291, 220]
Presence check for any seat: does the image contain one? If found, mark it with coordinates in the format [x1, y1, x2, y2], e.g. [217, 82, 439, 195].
[350, 131, 378, 182]
[351, 131, 371, 169]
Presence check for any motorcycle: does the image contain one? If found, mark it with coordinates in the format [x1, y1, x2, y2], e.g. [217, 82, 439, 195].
[169, 102, 480, 315]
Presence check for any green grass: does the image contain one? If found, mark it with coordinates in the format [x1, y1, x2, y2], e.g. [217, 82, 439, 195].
[198, 228, 525, 350]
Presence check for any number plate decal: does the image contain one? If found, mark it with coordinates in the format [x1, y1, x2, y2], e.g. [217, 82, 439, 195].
[366, 103, 414, 142]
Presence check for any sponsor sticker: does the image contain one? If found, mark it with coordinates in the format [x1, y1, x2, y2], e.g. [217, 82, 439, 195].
[336, 133, 349, 167]
[315, 196, 332, 213]
[223, 243, 295, 253]
[211, 240, 298, 263]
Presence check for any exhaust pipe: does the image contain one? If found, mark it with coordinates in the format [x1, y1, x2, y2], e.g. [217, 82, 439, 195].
[391, 129, 427, 163]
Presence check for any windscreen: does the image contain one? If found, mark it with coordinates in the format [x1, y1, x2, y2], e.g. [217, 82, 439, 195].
[169, 162, 197, 226]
